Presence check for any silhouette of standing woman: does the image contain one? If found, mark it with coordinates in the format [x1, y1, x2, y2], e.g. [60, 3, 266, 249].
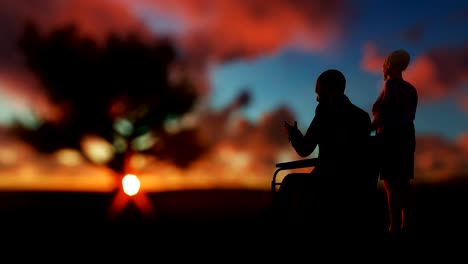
[372, 49, 418, 237]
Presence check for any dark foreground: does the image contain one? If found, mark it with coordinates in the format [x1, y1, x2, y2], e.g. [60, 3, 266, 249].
[1, 180, 467, 258]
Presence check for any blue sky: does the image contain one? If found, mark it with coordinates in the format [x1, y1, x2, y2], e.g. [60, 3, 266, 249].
[0, 0, 466, 190]
[206, 0, 468, 140]
[0, 0, 466, 140]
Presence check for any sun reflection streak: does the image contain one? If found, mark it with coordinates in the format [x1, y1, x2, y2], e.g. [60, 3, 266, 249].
[107, 152, 156, 221]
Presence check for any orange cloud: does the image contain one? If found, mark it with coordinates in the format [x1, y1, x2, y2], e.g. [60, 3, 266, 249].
[1, 126, 467, 191]
[191, 93, 298, 178]
[0, 95, 302, 192]
[361, 42, 468, 108]
[415, 134, 468, 183]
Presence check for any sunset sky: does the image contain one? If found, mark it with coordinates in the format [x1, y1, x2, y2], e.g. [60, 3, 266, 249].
[0, 0, 466, 192]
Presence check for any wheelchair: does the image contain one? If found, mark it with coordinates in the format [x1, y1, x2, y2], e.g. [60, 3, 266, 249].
[272, 135, 379, 195]
[270, 154, 381, 237]
[271, 156, 379, 202]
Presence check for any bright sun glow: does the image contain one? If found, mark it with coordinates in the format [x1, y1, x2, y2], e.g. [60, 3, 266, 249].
[122, 174, 141, 196]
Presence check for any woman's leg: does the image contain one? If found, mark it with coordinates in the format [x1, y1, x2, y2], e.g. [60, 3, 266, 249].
[384, 178, 412, 234]
[383, 179, 402, 234]
[400, 179, 413, 232]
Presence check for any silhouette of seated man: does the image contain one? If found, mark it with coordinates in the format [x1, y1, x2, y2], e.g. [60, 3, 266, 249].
[276, 69, 375, 237]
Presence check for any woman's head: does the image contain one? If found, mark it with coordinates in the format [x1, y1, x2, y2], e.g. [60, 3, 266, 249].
[383, 49, 410, 81]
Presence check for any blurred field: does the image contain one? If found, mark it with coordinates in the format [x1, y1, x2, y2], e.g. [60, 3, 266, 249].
[1, 180, 467, 256]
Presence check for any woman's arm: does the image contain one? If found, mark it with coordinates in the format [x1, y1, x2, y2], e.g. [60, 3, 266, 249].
[372, 81, 394, 128]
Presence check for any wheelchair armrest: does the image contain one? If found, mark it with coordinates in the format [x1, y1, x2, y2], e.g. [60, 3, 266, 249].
[275, 158, 318, 170]
[272, 158, 318, 193]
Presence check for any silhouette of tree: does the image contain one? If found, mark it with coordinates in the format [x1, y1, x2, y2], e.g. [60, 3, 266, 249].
[11, 21, 209, 173]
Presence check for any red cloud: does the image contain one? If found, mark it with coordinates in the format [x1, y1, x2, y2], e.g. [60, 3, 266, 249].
[0, 0, 352, 69]
[0, 0, 147, 64]
[0, 0, 353, 124]
[457, 132, 468, 155]
[0, 0, 151, 121]
[459, 93, 468, 112]
[136, 0, 351, 62]
[361, 42, 468, 108]
[361, 43, 383, 74]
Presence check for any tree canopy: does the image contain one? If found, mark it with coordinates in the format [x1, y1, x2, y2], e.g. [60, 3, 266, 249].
[12, 22, 208, 172]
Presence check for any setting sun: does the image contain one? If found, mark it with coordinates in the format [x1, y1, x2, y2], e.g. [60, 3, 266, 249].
[122, 174, 140, 196]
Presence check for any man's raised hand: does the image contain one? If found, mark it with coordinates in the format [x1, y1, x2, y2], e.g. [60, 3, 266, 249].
[283, 121, 298, 136]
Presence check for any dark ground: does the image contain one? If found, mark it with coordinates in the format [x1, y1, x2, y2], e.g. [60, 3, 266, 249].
[1, 180, 467, 259]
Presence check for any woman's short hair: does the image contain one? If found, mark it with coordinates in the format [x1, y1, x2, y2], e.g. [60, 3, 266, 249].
[384, 49, 410, 72]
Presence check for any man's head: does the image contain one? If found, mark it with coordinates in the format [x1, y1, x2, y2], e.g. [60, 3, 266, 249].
[315, 69, 346, 104]
[383, 49, 410, 81]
